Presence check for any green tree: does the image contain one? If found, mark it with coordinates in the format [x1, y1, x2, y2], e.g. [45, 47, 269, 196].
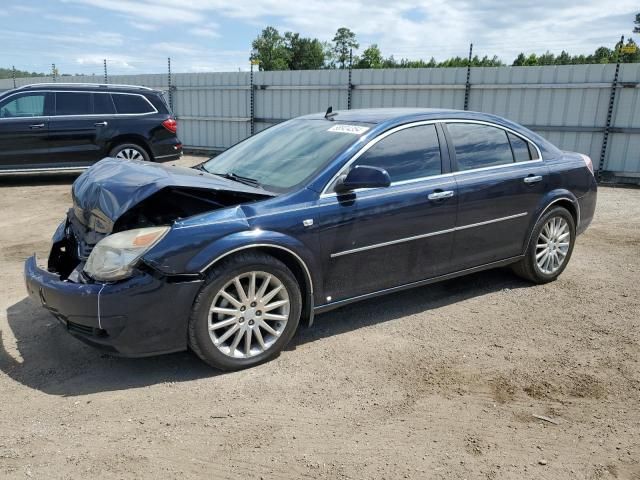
[355, 44, 383, 68]
[332, 27, 359, 69]
[284, 32, 326, 70]
[0, 67, 45, 79]
[251, 27, 289, 71]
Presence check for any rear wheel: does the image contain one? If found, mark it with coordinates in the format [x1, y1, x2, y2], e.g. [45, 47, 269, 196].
[109, 143, 150, 162]
[188, 252, 302, 370]
[512, 206, 575, 284]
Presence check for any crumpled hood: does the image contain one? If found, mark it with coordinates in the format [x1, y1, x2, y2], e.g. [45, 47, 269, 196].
[71, 157, 274, 233]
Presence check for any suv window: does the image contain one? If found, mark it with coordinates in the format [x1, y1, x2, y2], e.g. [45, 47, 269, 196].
[351, 124, 442, 183]
[93, 93, 116, 114]
[0, 93, 45, 118]
[56, 92, 91, 115]
[448, 123, 514, 171]
[111, 94, 154, 114]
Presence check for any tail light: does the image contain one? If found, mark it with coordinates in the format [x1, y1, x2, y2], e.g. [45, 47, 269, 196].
[580, 154, 594, 176]
[162, 118, 177, 134]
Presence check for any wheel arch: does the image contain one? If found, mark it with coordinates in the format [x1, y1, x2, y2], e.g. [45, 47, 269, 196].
[523, 191, 580, 253]
[201, 243, 316, 327]
[108, 134, 154, 160]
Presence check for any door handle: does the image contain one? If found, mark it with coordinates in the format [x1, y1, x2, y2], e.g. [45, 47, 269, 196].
[94, 121, 108, 127]
[29, 123, 45, 129]
[523, 175, 543, 184]
[428, 190, 455, 200]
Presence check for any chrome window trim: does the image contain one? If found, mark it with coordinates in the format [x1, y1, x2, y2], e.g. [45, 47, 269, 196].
[198, 244, 314, 294]
[0, 90, 158, 119]
[320, 118, 544, 198]
[330, 212, 528, 258]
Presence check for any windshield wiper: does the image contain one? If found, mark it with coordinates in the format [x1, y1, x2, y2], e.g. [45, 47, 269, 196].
[211, 171, 262, 189]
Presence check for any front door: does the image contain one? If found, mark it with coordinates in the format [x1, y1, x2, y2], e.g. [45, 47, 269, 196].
[0, 91, 51, 169]
[315, 123, 458, 304]
[444, 121, 549, 271]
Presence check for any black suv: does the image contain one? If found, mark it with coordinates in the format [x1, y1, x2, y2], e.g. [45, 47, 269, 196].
[0, 83, 182, 173]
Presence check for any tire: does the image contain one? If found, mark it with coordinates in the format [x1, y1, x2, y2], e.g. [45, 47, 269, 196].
[109, 143, 151, 162]
[512, 206, 576, 284]
[188, 252, 302, 371]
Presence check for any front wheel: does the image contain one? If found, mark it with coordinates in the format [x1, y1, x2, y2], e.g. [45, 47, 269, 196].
[188, 252, 302, 370]
[512, 206, 576, 284]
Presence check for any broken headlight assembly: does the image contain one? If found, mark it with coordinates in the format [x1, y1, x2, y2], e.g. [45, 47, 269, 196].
[83, 226, 169, 282]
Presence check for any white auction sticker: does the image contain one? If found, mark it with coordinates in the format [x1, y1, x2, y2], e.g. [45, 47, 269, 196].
[327, 124, 370, 134]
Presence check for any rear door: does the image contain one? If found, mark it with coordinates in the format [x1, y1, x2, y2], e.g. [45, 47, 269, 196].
[316, 122, 458, 302]
[444, 121, 548, 271]
[0, 91, 51, 169]
[47, 91, 114, 165]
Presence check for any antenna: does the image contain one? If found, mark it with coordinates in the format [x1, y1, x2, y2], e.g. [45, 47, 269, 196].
[325, 106, 337, 119]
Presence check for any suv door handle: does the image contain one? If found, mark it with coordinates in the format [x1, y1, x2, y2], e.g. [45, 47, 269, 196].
[94, 121, 108, 127]
[523, 175, 543, 184]
[29, 123, 45, 129]
[428, 190, 455, 200]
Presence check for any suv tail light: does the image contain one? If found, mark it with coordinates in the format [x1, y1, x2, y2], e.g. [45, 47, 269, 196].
[580, 154, 594, 176]
[162, 118, 177, 134]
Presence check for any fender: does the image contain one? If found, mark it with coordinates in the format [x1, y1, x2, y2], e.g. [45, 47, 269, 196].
[186, 230, 321, 326]
[522, 189, 580, 253]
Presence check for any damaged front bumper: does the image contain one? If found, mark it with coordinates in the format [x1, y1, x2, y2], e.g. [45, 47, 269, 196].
[24, 255, 203, 357]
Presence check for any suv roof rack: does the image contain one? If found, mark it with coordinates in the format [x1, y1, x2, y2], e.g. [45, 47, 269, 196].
[13, 83, 155, 91]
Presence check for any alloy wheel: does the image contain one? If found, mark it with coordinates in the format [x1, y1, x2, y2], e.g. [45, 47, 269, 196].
[535, 216, 571, 275]
[115, 148, 144, 160]
[208, 271, 290, 358]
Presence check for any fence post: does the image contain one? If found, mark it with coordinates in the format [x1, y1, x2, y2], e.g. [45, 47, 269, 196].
[103, 59, 108, 84]
[598, 35, 624, 181]
[12, 66, 16, 88]
[250, 61, 255, 135]
[167, 57, 174, 112]
[347, 48, 353, 110]
[464, 43, 473, 110]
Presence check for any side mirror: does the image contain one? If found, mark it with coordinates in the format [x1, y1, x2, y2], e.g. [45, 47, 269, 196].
[334, 165, 391, 193]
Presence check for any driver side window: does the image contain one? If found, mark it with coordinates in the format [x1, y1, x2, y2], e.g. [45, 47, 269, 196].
[350, 124, 442, 183]
[0, 93, 46, 118]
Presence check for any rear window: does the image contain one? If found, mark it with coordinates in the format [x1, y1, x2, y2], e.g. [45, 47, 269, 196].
[111, 94, 155, 114]
[508, 132, 538, 162]
[55, 92, 91, 115]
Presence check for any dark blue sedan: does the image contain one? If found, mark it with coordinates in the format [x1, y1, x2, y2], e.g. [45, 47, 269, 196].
[25, 108, 597, 370]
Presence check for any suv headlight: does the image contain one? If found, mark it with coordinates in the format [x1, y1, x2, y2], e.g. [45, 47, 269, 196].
[84, 227, 169, 281]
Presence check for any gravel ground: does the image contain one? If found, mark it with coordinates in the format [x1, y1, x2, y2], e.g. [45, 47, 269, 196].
[0, 157, 639, 479]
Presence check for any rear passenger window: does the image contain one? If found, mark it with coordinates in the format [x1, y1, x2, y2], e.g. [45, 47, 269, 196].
[448, 123, 514, 171]
[93, 93, 115, 114]
[508, 132, 534, 162]
[111, 94, 154, 114]
[351, 124, 442, 182]
[55, 92, 91, 115]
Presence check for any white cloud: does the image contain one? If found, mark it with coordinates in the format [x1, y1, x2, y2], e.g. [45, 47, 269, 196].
[191, 23, 220, 38]
[76, 54, 134, 69]
[128, 22, 159, 32]
[44, 13, 92, 24]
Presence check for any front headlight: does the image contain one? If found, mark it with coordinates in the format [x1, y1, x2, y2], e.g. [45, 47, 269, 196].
[84, 226, 169, 281]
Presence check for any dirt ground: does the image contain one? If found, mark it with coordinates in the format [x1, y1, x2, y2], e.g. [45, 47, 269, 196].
[0, 157, 639, 480]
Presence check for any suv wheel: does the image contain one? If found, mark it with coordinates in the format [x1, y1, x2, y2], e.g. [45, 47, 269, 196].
[512, 206, 576, 284]
[110, 143, 150, 162]
[188, 252, 302, 370]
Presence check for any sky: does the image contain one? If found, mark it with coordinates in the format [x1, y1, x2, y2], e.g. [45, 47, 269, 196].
[0, 0, 637, 75]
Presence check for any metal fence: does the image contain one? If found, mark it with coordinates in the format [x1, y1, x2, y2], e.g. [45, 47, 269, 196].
[1, 64, 639, 182]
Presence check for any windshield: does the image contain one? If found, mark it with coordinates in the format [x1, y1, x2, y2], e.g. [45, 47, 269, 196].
[201, 119, 371, 192]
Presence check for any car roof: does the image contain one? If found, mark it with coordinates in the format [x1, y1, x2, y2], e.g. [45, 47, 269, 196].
[6, 83, 158, 94]
[299, 107, 514, 125]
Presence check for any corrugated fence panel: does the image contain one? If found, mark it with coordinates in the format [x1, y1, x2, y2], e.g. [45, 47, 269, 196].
[1, 65, 639, 175]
